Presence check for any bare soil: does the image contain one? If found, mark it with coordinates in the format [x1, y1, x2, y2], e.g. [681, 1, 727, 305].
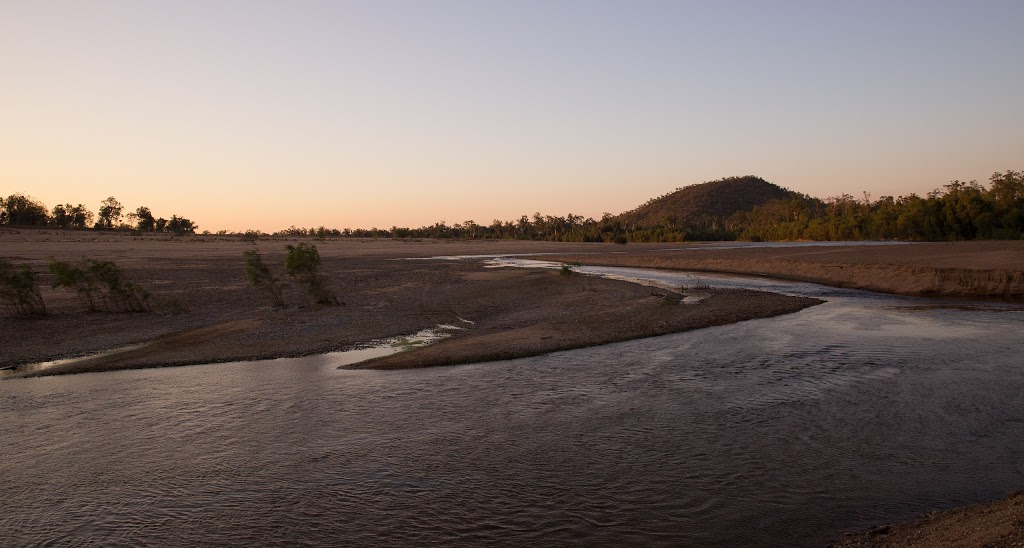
[540, 240, 1024, 301]
[833, 491, 1024, 547]
[0, 230, 819, 376]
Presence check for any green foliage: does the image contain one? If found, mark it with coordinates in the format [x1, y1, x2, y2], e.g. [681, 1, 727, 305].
[559, 264, 576, 276]
[732, 170, 1024, 242]
[284, 242, 338, 305]
[49, 258, 150, 312]
[243, 249, 286, 307]
[0, 258, 47, 317]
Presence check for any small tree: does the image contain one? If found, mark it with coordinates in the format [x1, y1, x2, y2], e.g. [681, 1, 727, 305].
[49, 258, 103, 311]
[284, 242, 338, 305]
[128, 206, 157, 232]
[52, 204, 94, 229]
[167, 215, 197, 236]
[2, 193, 50, 226]
[88, 260, 150, 312]
[0, 258, 47, 317]
[49, 258, 150, 312]
[243, 249, 286, 307]
[95, 196, 124, 229]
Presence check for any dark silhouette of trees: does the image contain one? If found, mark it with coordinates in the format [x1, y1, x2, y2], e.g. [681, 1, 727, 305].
[95, 196, 124, 229]
[167, 215, 197, 236]
[128, 206, 157, 232]
[52, 204, 94, 229]
[1, 194, 50, 226]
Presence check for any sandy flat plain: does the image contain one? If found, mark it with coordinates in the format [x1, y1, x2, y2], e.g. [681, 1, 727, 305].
[0, 230, 819, 375]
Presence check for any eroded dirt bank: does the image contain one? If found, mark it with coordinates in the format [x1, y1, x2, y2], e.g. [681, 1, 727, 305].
[833, 491, 1024, 547]
[536, 241, 1024, 301]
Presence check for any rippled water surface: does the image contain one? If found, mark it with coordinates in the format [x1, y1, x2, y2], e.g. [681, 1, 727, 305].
[2, 263, 1023, 546]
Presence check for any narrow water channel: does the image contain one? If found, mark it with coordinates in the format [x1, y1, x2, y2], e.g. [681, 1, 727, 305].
[2, 261, 1022, 546]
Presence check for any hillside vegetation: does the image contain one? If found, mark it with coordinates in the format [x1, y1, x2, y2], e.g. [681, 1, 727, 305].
[616, 175, 797, 239]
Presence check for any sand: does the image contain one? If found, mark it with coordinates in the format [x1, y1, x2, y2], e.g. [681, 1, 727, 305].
[0, 230, 820, 376]
[833, 492, 1024, 547]
[535, 240, 1024, 301]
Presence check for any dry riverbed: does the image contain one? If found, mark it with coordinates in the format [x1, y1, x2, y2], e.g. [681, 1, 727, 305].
[0, 231, 819, 376]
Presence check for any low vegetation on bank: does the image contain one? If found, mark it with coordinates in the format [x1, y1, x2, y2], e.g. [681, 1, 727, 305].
[0, 256, 152, 318]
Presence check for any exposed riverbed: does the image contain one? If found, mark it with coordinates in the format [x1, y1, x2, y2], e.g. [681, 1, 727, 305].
[2, 261, 1022, 546]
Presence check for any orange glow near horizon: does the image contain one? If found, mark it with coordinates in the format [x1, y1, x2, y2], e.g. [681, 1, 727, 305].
[2, 2, 1022, 232]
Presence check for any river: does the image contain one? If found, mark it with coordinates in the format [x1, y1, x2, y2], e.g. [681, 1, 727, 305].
[2, 260, 1022, 546]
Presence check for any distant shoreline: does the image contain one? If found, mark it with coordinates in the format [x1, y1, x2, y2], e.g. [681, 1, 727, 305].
[534, 240, 1024, 302]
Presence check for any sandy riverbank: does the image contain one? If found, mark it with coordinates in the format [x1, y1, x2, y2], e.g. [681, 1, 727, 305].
[537, 240, 1024, 301]
[0, 231, 819, 376]
[833, 491, 1024, 547]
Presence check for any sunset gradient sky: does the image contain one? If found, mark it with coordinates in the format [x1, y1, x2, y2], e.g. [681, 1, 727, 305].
[3, 1, 1022, 232]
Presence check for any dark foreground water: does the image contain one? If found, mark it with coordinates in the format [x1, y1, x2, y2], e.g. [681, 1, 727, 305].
[2, 262, 1023, 546]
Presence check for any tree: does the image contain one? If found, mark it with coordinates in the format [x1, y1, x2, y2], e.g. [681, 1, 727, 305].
[1, 193, 49, 226]
[284, 242, 338, 305]
[52, 204, 94, 229]
[128, 206, 156, 232]
[95, 196, 124, 229]
[243, 249, 286, 307]
[49, 258, 149, 312]
[0, 258, 47, 317]
[166, 215, 197, 236]
[49, 258, 102, 311]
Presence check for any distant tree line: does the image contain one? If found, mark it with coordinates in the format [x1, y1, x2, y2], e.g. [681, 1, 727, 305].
[10, 169, 1020, 243]
[0, 194, 197, 235]
[730, 170, 1024, 242]
[258, 213, 631, 243]
[259, 169, 1016, 243]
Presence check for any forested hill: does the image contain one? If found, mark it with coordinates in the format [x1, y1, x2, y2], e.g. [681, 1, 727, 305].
[616, 175, 798, 238]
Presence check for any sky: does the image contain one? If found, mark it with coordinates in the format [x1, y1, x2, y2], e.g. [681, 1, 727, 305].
[2, 1, 1022, 232]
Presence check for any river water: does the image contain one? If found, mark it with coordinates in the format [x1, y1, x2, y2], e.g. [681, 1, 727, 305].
[2, 261, 1023, 546]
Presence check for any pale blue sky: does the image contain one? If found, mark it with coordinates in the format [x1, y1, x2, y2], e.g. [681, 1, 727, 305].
[2, 1, 1022, 231]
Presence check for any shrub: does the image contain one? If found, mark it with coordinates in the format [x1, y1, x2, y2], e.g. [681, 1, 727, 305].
[49, 258, 102, 311]
[49, 258, 150, 312]
[0, 258, 47, 317]
[243, 249, 286, 307]
[284, 242, 338, 305]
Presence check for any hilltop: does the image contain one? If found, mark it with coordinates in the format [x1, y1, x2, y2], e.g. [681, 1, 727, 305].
[616, 175, 797, 235]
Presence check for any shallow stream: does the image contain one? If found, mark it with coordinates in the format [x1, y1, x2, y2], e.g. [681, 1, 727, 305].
[2, 260, 1022, 546]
